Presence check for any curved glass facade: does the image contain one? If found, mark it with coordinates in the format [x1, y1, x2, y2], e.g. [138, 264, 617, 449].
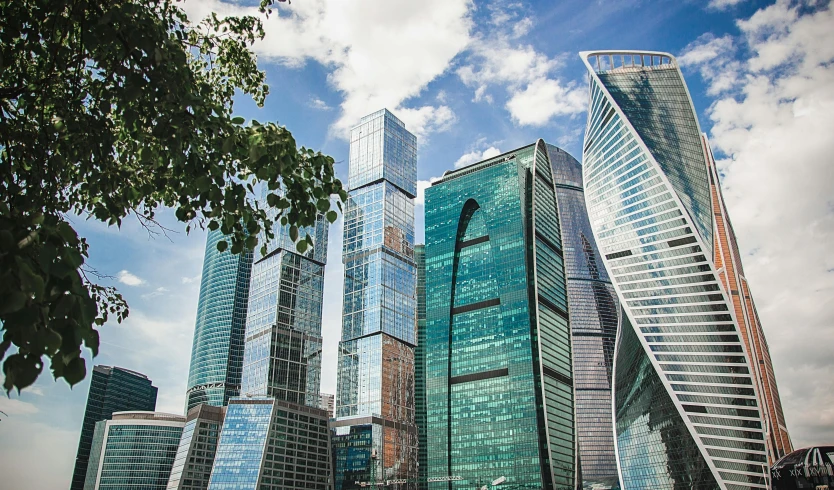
[186, 229, 253, 411]
[425, 141, 575, 490]
[581, 51, 769, 490]
[547, 145, 620, 488]
[83, 412, 186, 490]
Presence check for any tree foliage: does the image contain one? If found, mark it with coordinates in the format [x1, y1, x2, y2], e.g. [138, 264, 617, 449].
[0, 0, 345, 392]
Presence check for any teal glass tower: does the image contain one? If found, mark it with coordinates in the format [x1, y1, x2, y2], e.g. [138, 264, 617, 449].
[581, 51, 769, 489]
[82, 411, 185, 490]
[71, 365, 158, 490]
[424, 141, 576, 489]
[332, 109, 418, 489]
[185, 229, 253, 411]
[415, 244, 427, 490]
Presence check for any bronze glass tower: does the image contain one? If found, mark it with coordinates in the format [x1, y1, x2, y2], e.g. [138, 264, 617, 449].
[702, 135, 792, 462]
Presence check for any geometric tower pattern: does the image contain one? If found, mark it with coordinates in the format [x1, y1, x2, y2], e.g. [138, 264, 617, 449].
[166, 404, 227, 490]
[547, 144, 620, 489]
[185, 229, 253, 411]
[71, 365, 159, 490]
[425, 140, 575, 490]
[581, 51, 770, 490]
[239, 210, 329, 407]
[702, 136, 792, 462]
[332, 109, 418, 489]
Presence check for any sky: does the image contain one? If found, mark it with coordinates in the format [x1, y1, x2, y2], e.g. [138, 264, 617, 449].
[2, 0, 833, 488]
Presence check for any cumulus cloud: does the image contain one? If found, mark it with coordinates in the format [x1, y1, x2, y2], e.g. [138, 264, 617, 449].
[453, 146, 501, 169]
[141, 287, 170, 299]
[708, 0, 748, 10]
[456, 4, 585, 126]
[309, 98, 332, 110]
[117, 270, 145, 286]
[182, 0, 473, 139]
[687, 0, 834, 447]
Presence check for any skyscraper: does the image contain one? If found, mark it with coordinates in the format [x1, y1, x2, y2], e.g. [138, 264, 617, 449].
[547, 144, 620, 488]
[581, 50, 770, 489]
[70, 365, 158, 490]
[703, 135, 792, 462]
[320, 393, 336, 417]
[83, 411, 185, 490]
[166, 404, 227, 490]
[239, 212, 328, 405]
[424, 141, 576, 490]
[332, 109, 418, 489]
[185, 229, 253, 411]
[414, 244, 427, 490]
[206, 210, 332, 489]
[207, 397, 333, 489]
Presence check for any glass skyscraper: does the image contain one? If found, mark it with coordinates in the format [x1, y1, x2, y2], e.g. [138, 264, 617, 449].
[581, 50, 770, 489]
[332, 109, 418, 489]
[547, 144, 620, 489]
[239, 211, 328, 406]
[205, 206, 332, 489]
[71, 365, 158, 490]
[424, 141, 576, 490]
[185, 229, 253, 411]
[703, 135, 792, 462]
[166, 404, 226, 490]
[415, 244, 427, 490]
[82, 411, 185, 490]
[207, 398, 333, 490]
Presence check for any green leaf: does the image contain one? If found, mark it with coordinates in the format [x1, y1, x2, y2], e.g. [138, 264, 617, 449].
[0, 292, 28, 314]
[296, 239, 308, 254]
[231, 116, 245, 124]
[326, 210, 337, 223]
[289, 225, 298, 242]
[216, 240, 228, 252]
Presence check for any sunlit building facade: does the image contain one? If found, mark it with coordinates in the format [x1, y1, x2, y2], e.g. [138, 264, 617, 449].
[207, 398, 332, 490]
[547, 145, 620, 489]
[71, 365, 158, 490]
[166, 404, 226, 490]
[83, 411, 185, 490]
[332, 109, 418, 489]
[185, 229, 253, 411]
[424, 141, 576, 490]
[581, 50, 770, 489]
[703, 136, 792, 462]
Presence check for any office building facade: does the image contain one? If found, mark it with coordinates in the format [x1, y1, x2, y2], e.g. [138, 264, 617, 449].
[414, 244, 427, 490]
[207, 397, 332, 490]
[83, 411, 185, 490]
[71, 365, 159, 490]
[239, 211, 328, 405]
[320, 393, 336, 417]
[581, 50, 770, 489]
[424, 141, 576, 489]
[332, 109, 418, 489]
[547, 145, 620, 488]
[185, 229, 253, 411]
[703, 136, 792, 462]
[166, 404, 227, 490]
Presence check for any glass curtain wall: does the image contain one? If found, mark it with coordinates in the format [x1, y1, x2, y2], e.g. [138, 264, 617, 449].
[581, 50, 770, 490]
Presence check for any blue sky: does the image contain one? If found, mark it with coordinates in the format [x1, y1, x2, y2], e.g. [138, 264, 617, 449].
[3, 1, 834, 488]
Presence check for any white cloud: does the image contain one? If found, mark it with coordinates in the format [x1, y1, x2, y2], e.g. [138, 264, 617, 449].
[506, 78, 586, 126]
[395, 105, 457, 142]
[117, 270, 145, 286]
[691, 0, 834, 447]
[183, 0, 473, 139]
[309, 97, 332, 110]
[679, 34, 742, 96]
[453, 146, 501, 169]
[708, 0, 747, 10]
[141, 287, 170, 299]
[0, 397, 39, 416]
[181, 274, 200, 284]
[0, 421, 76, 490]
[456, 6, 584, 126]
